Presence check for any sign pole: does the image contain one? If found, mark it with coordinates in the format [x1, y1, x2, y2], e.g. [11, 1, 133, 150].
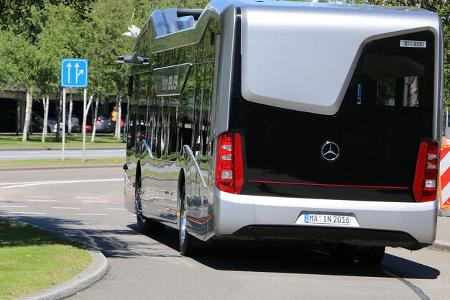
[61, 58, 88, 162]
[83, 89, 87, 162]
[62, 88, 66, 161]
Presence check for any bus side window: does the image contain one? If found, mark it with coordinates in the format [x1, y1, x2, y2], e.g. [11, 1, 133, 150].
[127, 75, 138, 151]
[180, 64, 196, 152]
[136, 73, 150, 148]
[200, 30, 216, 159]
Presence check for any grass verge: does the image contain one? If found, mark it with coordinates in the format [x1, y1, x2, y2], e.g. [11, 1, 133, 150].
[0, 157, 124, 168]
[0, 133, 125, 149]
[0, 220, 91, 299]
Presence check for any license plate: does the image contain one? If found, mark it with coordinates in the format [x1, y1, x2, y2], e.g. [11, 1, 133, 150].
[296, 212, 359, 227]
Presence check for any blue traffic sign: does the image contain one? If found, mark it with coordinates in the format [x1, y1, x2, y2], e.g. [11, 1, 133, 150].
[61, 59, 88, 88]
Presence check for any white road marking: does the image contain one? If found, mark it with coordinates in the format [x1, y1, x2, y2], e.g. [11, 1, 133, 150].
[51, 206, 82, 210]
[9, 212, 46, 215]
[74, 196, 101, 200]
[28, 200, 58, 203]
[0, 150, 124, 160]
[107, 208, 127, 211]
[82, 200, 110, 203]
[0, 182, 40, 186]
[76, 213, 108, 216]
[0, 205, 27, 208]
[24, 195, 50, 198]
[2, 178, 122, 189]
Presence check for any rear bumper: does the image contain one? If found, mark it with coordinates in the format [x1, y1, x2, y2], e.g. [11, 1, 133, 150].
[213, 188, 437, 249]
[232, 226, 428, 250]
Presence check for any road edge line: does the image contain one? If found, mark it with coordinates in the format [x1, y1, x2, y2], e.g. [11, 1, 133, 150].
[20, 250, 109, 300]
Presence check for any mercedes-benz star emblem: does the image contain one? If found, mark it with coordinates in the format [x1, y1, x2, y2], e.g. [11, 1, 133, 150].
[321, 141, 340, 161]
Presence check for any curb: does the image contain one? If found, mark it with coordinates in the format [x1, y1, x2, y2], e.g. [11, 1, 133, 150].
[20, 251, 109, 300]
[430, 240, 450, 252]
[0, 164, 122, 172]
[438, 209, 450, 217]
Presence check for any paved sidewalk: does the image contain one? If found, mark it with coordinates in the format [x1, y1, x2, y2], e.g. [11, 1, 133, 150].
[434, 216, 450, 251]
[437, 216, 450, 240]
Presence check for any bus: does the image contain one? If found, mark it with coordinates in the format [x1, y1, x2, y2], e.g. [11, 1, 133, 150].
[122, 0, 443, 264]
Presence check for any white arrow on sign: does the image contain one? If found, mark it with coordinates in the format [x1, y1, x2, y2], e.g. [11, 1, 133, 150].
[75, 63, 84, 84]
[66, 63, 72, 83]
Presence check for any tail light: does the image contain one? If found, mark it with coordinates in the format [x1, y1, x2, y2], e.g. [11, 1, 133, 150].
[413, 140, 439, 202]
[215, 132, 244, 194]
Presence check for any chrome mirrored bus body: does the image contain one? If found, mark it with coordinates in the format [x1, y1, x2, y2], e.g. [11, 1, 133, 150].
[116, 52, 150, 65]
[123, 0, 443, 257]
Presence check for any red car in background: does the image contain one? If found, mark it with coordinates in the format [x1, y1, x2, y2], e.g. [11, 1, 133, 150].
[85, 116, 124, 133]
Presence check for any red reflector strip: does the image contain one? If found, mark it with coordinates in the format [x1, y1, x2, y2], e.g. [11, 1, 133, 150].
[441, 167, 450, 191]
[248, 180, 409, 190]
[186, 215, 213, 225]
[234, 134, 244, 194]
[441, 146, 450, 159]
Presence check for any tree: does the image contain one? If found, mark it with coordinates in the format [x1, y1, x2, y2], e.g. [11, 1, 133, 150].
[0, 0, 93, 29]
[85, 0, 136, 141]
[36, 3, 89, 141]
[0, 0, 214, 143]
[0, 2, 88, 142]
[0, 30, 39, 141]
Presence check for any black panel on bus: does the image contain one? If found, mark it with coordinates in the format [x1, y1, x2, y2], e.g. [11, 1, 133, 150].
[229, 24, 435, 202]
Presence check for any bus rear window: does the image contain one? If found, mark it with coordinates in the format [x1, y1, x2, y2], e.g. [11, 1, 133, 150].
[353, 31, 433, 110]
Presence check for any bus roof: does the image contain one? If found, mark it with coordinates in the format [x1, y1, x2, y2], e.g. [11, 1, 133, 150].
[143, 0, 435, 40]
[225, 0, 431, 13]
[132, 0, 439, 58]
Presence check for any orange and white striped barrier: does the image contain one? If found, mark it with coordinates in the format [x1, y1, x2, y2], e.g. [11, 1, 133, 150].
[439, 139, 450, 216]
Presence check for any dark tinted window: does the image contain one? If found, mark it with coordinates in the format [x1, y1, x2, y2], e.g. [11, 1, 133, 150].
[352, 31, 433, 111]
[232, 31, 435, 202]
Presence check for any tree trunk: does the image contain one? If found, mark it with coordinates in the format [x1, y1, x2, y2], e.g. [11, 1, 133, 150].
[22, 87, 33, 142]
[166, 110, 170, 156]
[41, 96, 49, 142]
[125, 96, 130, 142]
[16, 93, 21, 136]
[83, 94, 94, 144]
[56, 91, 61, 141]
[91, 97, 99, 142]
[86, 94, 93, 114]
[117, 99, 122, 140]
[115, 96, 122, 140]
[21, 98, 25, 132]
[84, 94, 94, 135]
[68, 90, 73, 135]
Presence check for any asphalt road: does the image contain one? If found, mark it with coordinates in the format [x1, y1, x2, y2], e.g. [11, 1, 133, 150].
[0, 167, 449, 299]
[0, 148, 125, 160]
